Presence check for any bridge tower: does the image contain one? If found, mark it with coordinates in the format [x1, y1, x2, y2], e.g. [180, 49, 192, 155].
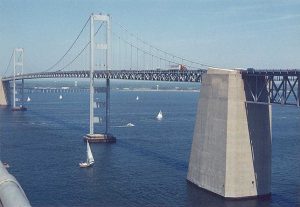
[187, 68, 272, 198]
[12, 48, 27, 111]
[84, 14, 116, 143]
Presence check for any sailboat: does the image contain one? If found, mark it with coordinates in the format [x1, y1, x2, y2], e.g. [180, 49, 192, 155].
[27, 97, 31, 102]
[59, 95, 63, 100]
[79, 141, 95, 168]
[156, 110, 163, 120]
[136, 96, 139, 101]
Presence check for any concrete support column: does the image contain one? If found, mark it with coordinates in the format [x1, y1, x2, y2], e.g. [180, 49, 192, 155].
[105, 78, 110, 134]
[187, 68, 272, 198]
[297, 76, 300, 107]
[0, 80, 10, 106]
[21, 79, 24, 107]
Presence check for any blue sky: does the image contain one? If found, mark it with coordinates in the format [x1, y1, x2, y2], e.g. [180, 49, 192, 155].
[1, 0, 300, 74]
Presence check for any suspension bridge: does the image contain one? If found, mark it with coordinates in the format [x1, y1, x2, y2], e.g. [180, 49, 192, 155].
[0, 13, 300, 199]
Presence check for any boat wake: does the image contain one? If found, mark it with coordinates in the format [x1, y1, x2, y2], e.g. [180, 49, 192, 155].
[113, 123, 135, 128]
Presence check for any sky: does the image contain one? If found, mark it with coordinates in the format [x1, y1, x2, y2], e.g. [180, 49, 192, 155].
[0, 0, 300, 75]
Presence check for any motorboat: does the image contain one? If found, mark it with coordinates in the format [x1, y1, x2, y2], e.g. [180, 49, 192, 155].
[126, 123, 135, 127]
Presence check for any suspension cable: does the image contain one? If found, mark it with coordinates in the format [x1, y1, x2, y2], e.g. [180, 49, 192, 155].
[56, 22, 104, 72]
[112, 32, 204, 70]
[3, 51, 14, 76]
[43, 16, 90, 72]
[56, 42, 90, 71]
[113, 20, 213, 67]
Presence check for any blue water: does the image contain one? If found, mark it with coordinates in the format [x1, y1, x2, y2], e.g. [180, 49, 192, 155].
[0, 86, 299, 206]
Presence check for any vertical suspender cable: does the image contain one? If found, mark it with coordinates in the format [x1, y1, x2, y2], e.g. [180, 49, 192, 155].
[130, 45, 132, 70]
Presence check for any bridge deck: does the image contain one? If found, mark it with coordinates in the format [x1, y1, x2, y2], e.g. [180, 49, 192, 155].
[2, 69, 300, 106]
[2, 69, 300, 83]
[1, 69, 206, 82]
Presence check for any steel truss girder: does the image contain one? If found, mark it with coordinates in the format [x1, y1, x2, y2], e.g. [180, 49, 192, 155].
[243, 74, 299, 106]
[2, 70, 205, 83]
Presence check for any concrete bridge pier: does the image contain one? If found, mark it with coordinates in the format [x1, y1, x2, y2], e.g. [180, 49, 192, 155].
[187, 68, 272, 198]
[0, 80, 10, 106]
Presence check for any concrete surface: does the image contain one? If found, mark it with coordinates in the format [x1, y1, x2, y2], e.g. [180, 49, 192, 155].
[0, 161, 31, 207]
[0, 80, 9, 106]
[187, 68, 272, 198]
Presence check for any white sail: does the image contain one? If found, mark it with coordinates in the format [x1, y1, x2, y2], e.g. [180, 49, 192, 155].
[27, 97, 31, 102]
[86, 141, 94, 165]
[156, 110, 163, 120]
[136, 96, 139, 101]
[59, 95, 63, 100]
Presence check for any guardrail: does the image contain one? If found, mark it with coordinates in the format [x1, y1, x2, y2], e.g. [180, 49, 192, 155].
[0, 161, 31, 207]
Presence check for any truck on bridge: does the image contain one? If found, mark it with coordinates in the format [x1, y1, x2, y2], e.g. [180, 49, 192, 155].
[169, 64, 187, 72]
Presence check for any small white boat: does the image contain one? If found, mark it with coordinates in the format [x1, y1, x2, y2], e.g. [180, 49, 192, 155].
[59, 95, 63, 100]
[27, 97, 31, 102]
[156, 110, 163, 120]
[79, 141, 94, 168]
[126, 123, 135, 127]
[136, 96, 139, 101]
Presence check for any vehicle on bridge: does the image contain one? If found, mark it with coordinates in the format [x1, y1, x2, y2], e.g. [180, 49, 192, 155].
[169, 64, 187, 72]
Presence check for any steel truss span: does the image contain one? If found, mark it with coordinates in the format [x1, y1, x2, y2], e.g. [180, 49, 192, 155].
[242, 69, 300, 106]
[2, 69, 206, 82]
[2, 68, 300, 106]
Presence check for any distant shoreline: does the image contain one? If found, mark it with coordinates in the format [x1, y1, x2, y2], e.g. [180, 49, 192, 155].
[115, 89, 200, 93]
[24, 87, 200, 93]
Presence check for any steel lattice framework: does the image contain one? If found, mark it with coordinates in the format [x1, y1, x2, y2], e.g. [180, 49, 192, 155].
[242, 69, 300, 106]
[2, 69, 300, 106]
[2, 69, 206, 82]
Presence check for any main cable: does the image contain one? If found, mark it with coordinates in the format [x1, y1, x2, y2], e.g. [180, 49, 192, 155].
[112, 32, 205, 70]
[3, 50, 14, 76]
[56, 22, 104, 72]
[114, 20, 213, 68]
[43, 16, 90, 72]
